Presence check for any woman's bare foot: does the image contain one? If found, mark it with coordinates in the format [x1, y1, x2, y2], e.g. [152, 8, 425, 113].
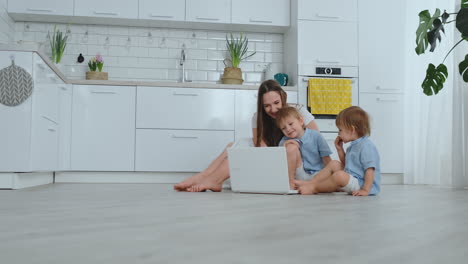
[174, 172, 207, 191]
[187, 178, 223, 192]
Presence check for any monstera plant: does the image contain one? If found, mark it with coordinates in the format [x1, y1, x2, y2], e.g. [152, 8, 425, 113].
[415, 0, 468, 95]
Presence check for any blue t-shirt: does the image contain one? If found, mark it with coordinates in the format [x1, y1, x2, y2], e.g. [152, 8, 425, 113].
[344, 136, 381, 195]
[279, 129, 332, 174]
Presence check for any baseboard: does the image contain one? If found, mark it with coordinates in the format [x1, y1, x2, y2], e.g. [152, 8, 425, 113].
[0, 172, 54, 189]
[55, 171, 194, 184]
[382, 173, 404, 185]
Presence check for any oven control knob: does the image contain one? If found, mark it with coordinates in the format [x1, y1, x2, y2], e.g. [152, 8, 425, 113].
[325, 68, 333, 75]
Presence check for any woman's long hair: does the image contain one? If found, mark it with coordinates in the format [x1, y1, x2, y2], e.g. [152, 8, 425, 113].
[255, 80, 288, 147]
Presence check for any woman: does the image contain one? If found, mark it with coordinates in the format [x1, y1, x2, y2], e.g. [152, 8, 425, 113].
[174, 80, 319, 192]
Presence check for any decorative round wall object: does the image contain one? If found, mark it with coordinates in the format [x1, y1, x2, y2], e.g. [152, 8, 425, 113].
[0, 60, 34, 107]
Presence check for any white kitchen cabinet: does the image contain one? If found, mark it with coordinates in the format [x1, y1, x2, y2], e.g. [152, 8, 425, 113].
[359, 93, 403, 173]
[232, 0, 290, 26]
[58, 83, 72, 170]
[297, 0, 357, 22]
[135, 129, 234, 172]
[137, 86, 235, 130]
[7, 0, 74, 16]
[234, 89, 297, 141]
[0, 52, 62, 172]
[71, 85, 136, 171]
[358, 0, 405, 93]
[74, 0, 138, 19]
[186, 0, 231, 24]
[297, 20, 358, 67]
[139, 0, 185, 21]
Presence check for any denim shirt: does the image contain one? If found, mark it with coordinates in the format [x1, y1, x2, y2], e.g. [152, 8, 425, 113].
[279, 129, 332, 174]
[344, 136, 381, 195]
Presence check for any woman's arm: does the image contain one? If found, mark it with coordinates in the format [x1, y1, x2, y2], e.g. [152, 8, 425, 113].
[321, 156, 332, 166]
[252, 127, 267, 147]
[305, 120, 319, 131]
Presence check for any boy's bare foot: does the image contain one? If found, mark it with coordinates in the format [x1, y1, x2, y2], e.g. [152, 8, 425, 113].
[297, 182, 318, 195]
[293, 180, 309, 187]
[187, 179, 223, 192]
[174, 172, 206, 191]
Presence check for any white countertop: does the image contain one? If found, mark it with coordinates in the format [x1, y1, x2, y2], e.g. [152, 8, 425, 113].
[1, 44, 297, 91]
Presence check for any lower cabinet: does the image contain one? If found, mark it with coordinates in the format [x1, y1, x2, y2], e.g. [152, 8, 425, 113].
[135, 129, 234, 171]
[359, 93, 403, 173]
[71, 85, 136, 171]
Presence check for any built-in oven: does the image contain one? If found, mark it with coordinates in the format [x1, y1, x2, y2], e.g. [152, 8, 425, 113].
[297, 65, 359, 159]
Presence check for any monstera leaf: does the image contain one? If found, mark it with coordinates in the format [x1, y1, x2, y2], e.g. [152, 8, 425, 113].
[456, 7, 468, 37]
[462, 0, 468, 8]
[459, 55, 468, 82]
[421, 63, 448, 95]
[415, 9, 441, 55]
[427, 18, 445, 52]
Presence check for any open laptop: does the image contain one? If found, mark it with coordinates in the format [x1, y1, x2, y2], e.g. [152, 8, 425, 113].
[227, 143, 298, 194]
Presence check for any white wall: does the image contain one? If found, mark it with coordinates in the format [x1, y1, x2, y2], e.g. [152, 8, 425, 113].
[13, 22, 284, 84]
[0, 0, 14, 44]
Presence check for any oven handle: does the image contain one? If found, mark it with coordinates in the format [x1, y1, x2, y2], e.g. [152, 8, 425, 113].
[302, 77, 356, 83]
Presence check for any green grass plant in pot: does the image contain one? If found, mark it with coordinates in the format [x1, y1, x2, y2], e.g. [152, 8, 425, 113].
[49, 25, 69, 64]
[222, 33, 256, 84]
[415, 0, 468, 95]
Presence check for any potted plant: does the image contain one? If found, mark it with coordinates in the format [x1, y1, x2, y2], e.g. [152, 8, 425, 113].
[86, 54, 108, 80]
[415, 0, 467, 95]
[222, 33, 256, 84]
[49, 25, 69, 64]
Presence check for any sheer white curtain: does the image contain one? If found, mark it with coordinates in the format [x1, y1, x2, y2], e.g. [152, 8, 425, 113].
[403, 0, 467, 186]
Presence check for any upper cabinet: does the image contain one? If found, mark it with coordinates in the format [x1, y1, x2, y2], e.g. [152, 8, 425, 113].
[139, 0, 185, 21]
[232, 0, 290, 26]
[7, 0, 74, 16]
[186, 0, 231, 24]
[74, 0, 138, 19]
[297, 0, 357, 22]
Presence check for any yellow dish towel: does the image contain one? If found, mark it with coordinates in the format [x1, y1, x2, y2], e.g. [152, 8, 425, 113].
[308, 78, 352, 115]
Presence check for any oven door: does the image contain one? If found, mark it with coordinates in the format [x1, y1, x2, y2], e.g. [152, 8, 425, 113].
[298, 76, 359, 132]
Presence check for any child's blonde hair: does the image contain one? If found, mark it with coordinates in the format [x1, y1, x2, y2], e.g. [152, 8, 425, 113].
[336, 106, 370, 137]
[275, 106, 302, 127]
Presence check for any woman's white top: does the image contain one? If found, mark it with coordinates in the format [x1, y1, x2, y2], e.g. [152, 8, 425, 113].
[251, 104, 315, 128]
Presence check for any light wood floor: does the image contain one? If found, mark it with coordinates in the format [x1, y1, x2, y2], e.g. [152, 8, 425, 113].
[1, 184, 467, 264]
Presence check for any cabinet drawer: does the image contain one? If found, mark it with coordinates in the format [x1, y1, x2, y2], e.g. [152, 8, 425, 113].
[186, 0, 231, 23]
[135, 129, 234, 172]
[297, 0, 357, 22]
[232, 0, 290, 26]
[74, 0, 138, 19]
[8, 0, 74, 16]
[298, 20, 358, 67]
[137, 87, 235, 130]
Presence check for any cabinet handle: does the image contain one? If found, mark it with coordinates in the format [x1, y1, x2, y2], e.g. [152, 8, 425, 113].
[93, 11, 119, 16]
[173, 92, 199, 96]
[36, 63, 46, 69]
[150, 14, 174, 18]
[316, 14, 340, 19]
[27, 8, 53, 12]
[42, 115, 58, 125]
[60, 86, 68, 91]
[376, 85, 399, 91]
[48, 127, 57, 132]
[91, 90, 117, 94]
[195, 16, 220, 21]
[316, 59, 341, 64]
[249, 19, 273, 23]
[171, 135, 199, 139]
[376, 97, 399, 102]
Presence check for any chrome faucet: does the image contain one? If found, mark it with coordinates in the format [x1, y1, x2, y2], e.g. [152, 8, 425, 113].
[180, 47, 187, 82]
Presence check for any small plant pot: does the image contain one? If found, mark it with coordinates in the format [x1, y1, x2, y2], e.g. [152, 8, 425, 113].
[86, 71, 108, 80]
[222, 67, 243, 84]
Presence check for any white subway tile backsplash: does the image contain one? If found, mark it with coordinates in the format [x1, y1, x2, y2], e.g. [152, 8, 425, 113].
[13, 22, 283, 83]
[197, 60, 218, 71]
[148, 47, 169, 58]
[197, 39, 218, 50]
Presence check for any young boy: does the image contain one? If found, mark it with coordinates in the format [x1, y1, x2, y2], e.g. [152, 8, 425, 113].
[275, 107, 332, 188]
[295, 106, 381, 196]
